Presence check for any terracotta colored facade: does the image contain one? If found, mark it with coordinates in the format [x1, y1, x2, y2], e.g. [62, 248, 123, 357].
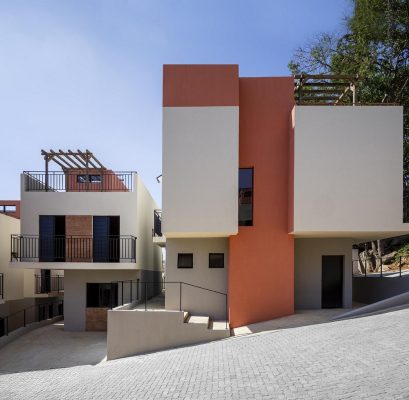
[0, 200, 20, 219]
[163, 64, 239, 107]
[66, 169, 128, 192]
[163, 65, 296, 328]
[228, 78, 294, 327]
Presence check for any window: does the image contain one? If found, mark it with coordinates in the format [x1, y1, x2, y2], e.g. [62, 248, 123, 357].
[86, 283, 118, 308]
[209, 253, 224, 268]
[77, 174, 102, 183]
[177, 253, 193, 268]
[239, 168, 253, 226]
[0, 205, 16, 213]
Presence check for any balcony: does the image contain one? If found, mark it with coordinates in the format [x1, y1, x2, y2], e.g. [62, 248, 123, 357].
[152, 210, 165, 247]
[11, 235, 136, 264]
[23, 171, 135, 192]
[35, 274, 64, 294]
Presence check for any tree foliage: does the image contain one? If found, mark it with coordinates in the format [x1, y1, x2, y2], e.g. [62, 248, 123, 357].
[289, 0, 409, 183]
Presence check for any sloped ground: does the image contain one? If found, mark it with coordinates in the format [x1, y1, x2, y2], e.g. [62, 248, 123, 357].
[1, 309, 409, 399]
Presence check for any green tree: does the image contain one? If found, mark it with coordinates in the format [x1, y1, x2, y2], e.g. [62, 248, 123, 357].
[289, 0, 409, 183]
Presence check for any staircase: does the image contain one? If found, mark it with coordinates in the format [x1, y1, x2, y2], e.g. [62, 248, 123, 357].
[107, 309, 230, 360]
[183, 312, 229, 335]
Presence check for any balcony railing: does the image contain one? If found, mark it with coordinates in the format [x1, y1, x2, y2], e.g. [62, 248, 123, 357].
[11, 235, 136, 263]
[153, 209, 162, 237]
[0, 273, 3, 300]
[23, 171, 135, 192]
[35, 275, 64, 294]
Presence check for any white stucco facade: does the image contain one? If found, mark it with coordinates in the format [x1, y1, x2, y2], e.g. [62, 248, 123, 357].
[165, 238, 228, 320]
[162, 106, 239, 238]
[294, 238, 353, 309]
[17, 173, 161, 270]
[0, 214, 23, 302]
[293, 106, 407, 238]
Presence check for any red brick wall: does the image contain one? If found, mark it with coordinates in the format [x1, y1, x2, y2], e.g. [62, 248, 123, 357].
[65, 215, 93, 262]
[0, 200, 20, 219]
[65, 169, 128, 192]
[86, 308, 108, 331]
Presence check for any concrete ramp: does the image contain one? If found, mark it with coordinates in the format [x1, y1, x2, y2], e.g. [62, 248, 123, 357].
[334, 291, 409, 320]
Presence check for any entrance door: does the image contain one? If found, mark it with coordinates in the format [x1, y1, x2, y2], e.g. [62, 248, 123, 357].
[93, 216, 120, 262]
[39, 216, 65, 261]
[322, 255, 343, 308]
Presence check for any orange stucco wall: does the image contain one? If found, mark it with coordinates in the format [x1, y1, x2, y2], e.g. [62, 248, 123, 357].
[163, 64, 239, 107]
[228, 77, 294, 328]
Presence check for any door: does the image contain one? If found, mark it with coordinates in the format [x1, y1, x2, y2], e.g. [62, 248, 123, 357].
[93, 216, 120, 262]
[322, 256, 343, 308]
[39, 216, 65, 261]
[93, 216, 109, 262]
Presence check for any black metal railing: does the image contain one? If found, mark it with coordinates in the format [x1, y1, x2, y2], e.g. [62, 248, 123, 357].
[0, 273, 3, 300]
[0, 300, 64, 337]
[23, 171, 135, 192]
[112, 280, 228, 329]
[34, 275, 64, 294]
[11, 235, 137, 263]
[153, 209, 162, 237]
[352, 254, 409, 278]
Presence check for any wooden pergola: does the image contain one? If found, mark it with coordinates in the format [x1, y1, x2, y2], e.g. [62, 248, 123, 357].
[41, 149, 106, 172]
[294, 74, 359, 105]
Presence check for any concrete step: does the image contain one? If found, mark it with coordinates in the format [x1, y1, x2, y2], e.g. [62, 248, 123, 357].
[186, 315, 210, 328]
[210, 320, 230, 331]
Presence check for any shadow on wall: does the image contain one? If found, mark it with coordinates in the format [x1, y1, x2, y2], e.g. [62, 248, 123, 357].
[353, 275, 409, 304]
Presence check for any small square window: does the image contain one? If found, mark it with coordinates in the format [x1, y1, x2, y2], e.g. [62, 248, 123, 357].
[77, 175, 88, 183]
[90, 175, 102, 183]
[177, 253, 193, 268]
[209, 253, 224, 268]
[77, 174, 102, 183]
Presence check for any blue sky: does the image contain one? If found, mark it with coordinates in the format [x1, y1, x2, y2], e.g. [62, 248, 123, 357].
[0, 0, 350, 204]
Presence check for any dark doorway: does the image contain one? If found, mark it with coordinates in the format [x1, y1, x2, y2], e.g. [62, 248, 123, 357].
[39, 215, 66, 261]
[86, 283, 118, 308]
[322, 255, 344, 308]
[93, 216, 120, 262]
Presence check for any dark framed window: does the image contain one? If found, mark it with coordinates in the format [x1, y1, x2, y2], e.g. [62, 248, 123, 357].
[177, 253, 193, 268]
[77, 174, 102, 183]
[239, 168, 253, 226]
[209, 253, 224, 268]
[0, 205, 16, 213]
[86, 283, 118, 308]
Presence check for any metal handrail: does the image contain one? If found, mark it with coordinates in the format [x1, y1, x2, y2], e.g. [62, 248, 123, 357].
[0, 273, 3, 300]
[112, 280, 229, 329]
[23, 170, 136, 192]
[34, 275, 64, 294]
[352, 254, 409, 278]
[11, 234, 137, 262]
[0, 300, 64, 337]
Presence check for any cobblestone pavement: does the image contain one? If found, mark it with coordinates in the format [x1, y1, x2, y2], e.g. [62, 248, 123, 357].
[1, 308, 409, 399]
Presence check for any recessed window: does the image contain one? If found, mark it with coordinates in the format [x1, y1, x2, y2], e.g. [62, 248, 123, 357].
[209, 253, 224, 268]
[177, 253, 193, 268]
[239, 168, 253, 226]
[77, 174, 102, 183]
[86, 283, 118, 308]
[0, 205, 16, 213]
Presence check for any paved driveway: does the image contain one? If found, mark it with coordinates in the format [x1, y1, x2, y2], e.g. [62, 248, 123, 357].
[0, 322, 106, 374]
[1, 309, 409, 399]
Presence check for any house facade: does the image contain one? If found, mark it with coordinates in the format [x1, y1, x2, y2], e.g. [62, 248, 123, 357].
[10, 151, 162, 331]
[162, 64, 406, 328]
